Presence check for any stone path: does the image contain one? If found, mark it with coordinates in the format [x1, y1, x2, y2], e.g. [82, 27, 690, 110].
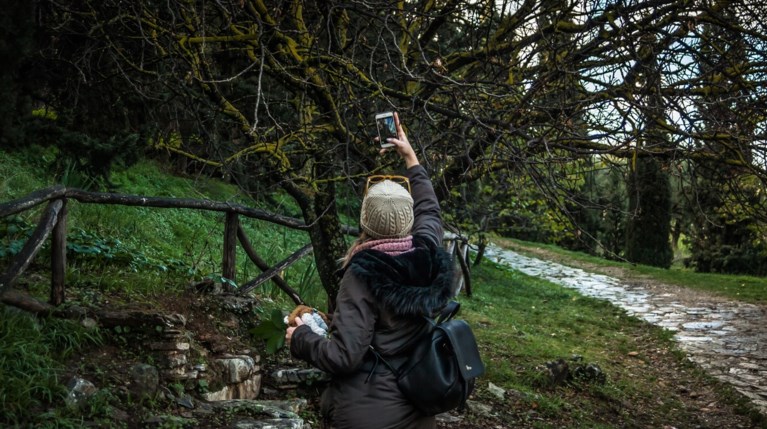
[483, 245, 767, 415]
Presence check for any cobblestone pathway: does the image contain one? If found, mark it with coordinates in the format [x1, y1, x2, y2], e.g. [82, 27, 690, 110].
[484, 245, 767, 415]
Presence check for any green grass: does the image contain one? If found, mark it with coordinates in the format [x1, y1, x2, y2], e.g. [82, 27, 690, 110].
[0, 306, 103, 425]
[497, 236, 767, 304]
[0, 146, 326, 306]
[458, 259, 763, 428]
[461, 262, 639, 389]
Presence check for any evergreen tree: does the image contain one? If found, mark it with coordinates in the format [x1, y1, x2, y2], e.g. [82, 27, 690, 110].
[624, 34, 673, 268]
[596, 163, 627, 260]
[625, 157, 673, 267]
[685, 3, 766, 275]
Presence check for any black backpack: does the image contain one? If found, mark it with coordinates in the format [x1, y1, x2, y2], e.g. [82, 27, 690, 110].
[372, 301, 485, 416]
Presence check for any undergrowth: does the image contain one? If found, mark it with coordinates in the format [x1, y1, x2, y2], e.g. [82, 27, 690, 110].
[0, 306, 103, 425]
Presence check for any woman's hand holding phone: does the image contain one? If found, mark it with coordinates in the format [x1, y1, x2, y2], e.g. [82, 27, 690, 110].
[381, 112, 418, 169]
[375, 112, 396, 148]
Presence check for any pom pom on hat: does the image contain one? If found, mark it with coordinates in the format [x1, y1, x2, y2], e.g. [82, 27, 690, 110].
[360, 180, 414, 239]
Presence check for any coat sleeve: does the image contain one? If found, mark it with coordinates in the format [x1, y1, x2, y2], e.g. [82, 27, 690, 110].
[290, 270, 376, 375]
[405, 165, 443, 247]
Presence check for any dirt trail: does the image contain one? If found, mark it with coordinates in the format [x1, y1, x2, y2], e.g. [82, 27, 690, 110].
[485, 242, 767, 416]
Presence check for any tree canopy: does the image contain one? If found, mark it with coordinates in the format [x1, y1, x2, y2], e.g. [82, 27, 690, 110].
[9, 0, 767, 297]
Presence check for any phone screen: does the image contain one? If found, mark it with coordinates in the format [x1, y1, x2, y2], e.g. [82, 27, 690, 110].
[376, 114, 396, 147]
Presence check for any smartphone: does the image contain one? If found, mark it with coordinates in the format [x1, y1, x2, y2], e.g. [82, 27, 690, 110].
[375, 112, 397, 148]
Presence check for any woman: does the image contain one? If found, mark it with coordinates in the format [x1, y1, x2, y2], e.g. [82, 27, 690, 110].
[285, 113, 454, 429]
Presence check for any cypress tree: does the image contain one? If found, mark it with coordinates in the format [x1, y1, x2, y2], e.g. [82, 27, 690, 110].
[625, 157, 673, 268]
[685, 3, 766, 275]
[623, 34, 673, 269]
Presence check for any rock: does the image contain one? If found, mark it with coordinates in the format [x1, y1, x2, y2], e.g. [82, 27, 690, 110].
[544, 359, 570, 386]
[203, 374, 261, 401]
[130, 363, 159, 399]
[166, 313, 187, 327]
[149, 341, 190, 351]
[217, 355, 258, 384]
[81, 317, 98, 329]
[65, 377, 98, 409]
[540, 359, 607, 386]
[231, 418, 304, 429]
[487, 382, 506, 400]
[572, 363, 607, 384]
[163, 351, 188, 368]
[435, 412, 463, 423]
[177, 394, 195, 409]
[219, 294, 258, 313]
[111, 407, 130, 422]
[144, 415, 197, 428]
[269, 367, 331, 387]
[208, 398, 306, 416]
[202, 354, 262, 401]
[200, 399, 306, 427]
[465, 400, 494, 417]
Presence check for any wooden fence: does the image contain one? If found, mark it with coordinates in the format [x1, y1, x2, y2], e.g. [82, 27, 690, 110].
[0, 186, 471, 315]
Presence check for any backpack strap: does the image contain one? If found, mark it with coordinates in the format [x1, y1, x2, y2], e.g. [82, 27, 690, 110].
[365, 300, 461, 383]
[434, 300, 460, 323]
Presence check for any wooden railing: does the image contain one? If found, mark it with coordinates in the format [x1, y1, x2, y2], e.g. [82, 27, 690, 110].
[0, 186, 327, 313]
[0, 186, 472, 314]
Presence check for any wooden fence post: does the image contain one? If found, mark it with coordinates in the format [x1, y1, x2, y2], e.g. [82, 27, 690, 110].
[50, 199, 67, 305]
[0, 199, 63, 294]
[236, 225, 305, 305]
[223, 212, 238, 286]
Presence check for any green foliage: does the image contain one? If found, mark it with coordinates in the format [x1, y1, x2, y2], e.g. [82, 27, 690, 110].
[446, 156, 632, 260]
[684, 8, 767, 276]
[682, 167, 767, 276]
[0, 146, 52, 198]
[680, 163, 767, 276]
[593, 165, 627, 259]
[442, 168, 575, 248]
[0, 307, 102, 425]
[249, 308, 287, 354]
[625, 157, 673, 268]
[0, 215, 32, 257]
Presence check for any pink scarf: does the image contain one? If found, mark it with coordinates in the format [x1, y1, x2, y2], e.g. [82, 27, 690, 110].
[352, 235, 415, 258]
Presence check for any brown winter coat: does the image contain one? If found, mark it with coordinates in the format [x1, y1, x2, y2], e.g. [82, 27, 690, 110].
[290, 165, 454, 429]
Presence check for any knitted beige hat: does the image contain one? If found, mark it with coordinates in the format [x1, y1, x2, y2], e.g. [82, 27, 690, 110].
[360, 180, 414, 239]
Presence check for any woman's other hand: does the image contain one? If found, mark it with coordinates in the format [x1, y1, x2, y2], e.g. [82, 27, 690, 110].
[285, 314, 304, 344]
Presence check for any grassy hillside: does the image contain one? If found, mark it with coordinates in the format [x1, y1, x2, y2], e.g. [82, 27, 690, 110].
[1, 147, 765, 428]
[0, 146, 326, 305]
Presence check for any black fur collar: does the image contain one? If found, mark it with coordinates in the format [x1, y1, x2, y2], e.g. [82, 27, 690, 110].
[346, 236, 454, 317]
